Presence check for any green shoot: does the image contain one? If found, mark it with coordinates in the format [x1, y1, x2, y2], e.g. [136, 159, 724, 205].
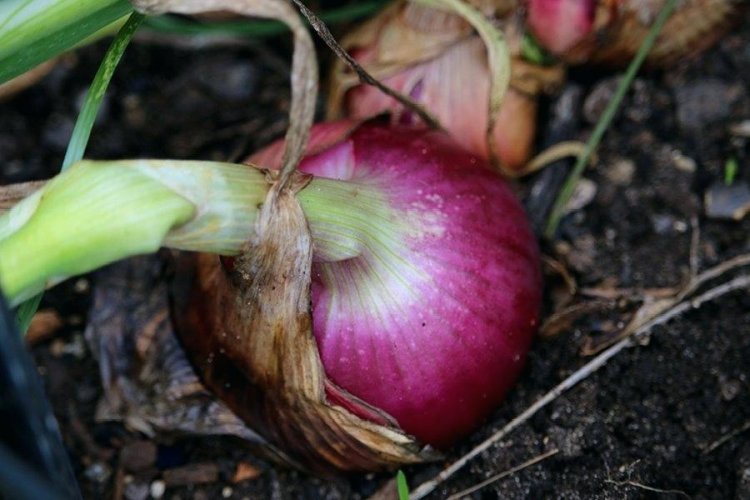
[15, 12, 144, 333]
[397, 470, 410, 500]
[544, 0, 679, 239]
[0, 0, 132, 84]
[724, 157, 738, 186]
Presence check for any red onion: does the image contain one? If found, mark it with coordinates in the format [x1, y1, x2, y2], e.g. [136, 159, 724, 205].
[246, 121, 542, 449]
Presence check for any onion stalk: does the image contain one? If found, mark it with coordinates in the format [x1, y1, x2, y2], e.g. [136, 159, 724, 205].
[0, 159, 386, 305]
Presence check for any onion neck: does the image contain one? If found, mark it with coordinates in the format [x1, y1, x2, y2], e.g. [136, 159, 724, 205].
[0, 160, 388, 306]
[299, 177, 392, 263]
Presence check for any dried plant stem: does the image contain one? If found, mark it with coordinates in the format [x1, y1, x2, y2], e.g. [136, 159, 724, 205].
[584, 251, 750, 354]
[291, 0, 442, 130]
[410, 272, 750, 499]
[445, 448, 559, 500]
[702, 420, 750, 454]
[414, 0, 510, 167]
[603, 479, 690, 498]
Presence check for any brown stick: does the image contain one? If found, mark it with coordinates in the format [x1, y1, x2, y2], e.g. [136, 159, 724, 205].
[290, 0, 442, 130]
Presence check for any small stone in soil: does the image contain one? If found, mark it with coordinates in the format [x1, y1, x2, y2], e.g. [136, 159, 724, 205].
[84, 462, 111, 483]
[605, 158, 636, 185]
[124, 477, 150, 500]
[149, 480, 166, 499]
[704, 181, 750, 220]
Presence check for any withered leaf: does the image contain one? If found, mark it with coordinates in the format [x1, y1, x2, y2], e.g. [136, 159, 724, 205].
[173, 172, 438, 473]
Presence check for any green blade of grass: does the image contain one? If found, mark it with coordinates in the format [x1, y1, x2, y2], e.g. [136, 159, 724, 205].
[397, 470, 410, 500]
[15, 12, 144, 333]
[724, 157, 738, 186]
[62, 12, 145, 169]
[544, 0, 679, 239]
[0, 0, 133, 84]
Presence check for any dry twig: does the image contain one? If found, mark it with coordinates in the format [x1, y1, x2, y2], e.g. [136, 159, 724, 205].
[445, 448, 559, 500]
[702, 420, 750, 454]
[582, 251, 750, 354]
[604, 479, 690, 498]
[290, 0, 442, 129]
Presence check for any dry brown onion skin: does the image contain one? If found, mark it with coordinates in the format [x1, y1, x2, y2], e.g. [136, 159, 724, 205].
[172, 171, 437, 474]
[326, 0, 566, 172]
[542, 0, 742, 66]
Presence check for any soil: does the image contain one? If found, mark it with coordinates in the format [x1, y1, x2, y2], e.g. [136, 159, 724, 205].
[1, 6, 749, 500]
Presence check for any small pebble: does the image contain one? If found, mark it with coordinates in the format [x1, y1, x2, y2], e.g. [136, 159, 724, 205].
[730, 120, 750, 137]
[652, 215, 687, 234]
[563, 178, 597, 214]
[149, 480, 166, 499]
[27, 309, 63, 344]
[670, 150, 697, 173]
[720, 379, 742, 401]
[73, 278, 90, 293]
[83, 462, 111, 484]
[606, 159, 636, 185]
[222, 486, 233, 498]
[705, 181, 750, 220]
[124, 480, 150, 500]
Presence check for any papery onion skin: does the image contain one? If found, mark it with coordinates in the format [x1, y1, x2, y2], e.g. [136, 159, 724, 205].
[344, 38, 538, 170]
[251, 122, 541, 448]
[525, 0, 741, 66]
[326, 2, 546, 173]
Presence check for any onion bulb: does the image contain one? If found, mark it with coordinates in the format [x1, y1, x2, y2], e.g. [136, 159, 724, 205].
[173, 121, 541, 472]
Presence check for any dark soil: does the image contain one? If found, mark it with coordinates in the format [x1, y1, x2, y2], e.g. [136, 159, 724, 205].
[2, 7, 749, 500]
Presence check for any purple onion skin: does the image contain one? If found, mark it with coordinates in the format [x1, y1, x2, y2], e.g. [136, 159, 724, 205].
[255, 123, 541, 448]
